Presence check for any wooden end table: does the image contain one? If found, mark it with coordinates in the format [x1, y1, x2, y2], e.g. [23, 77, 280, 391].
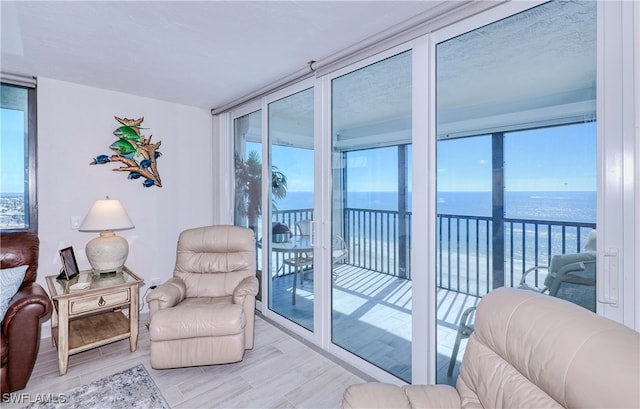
[46, 266, 143, 375]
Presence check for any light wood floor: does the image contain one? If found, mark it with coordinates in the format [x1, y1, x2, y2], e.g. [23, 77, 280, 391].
[4, 314, 367, 409]
[8, 268, 480, 408]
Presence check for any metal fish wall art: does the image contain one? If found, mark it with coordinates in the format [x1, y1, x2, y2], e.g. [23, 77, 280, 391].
[90, 116, 163, 187]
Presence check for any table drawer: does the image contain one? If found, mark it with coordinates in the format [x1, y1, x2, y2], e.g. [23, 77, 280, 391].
[70, 289, 130, 315]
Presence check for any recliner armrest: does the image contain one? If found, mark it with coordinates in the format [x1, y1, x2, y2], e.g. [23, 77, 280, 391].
[233, 275, 259, 305]
[146, 277, 186, 316]
[519, 265, 549, 288]
[2, 282, 51, 333]
[555, 260, 587, 276]
[342, 383, 461, 409]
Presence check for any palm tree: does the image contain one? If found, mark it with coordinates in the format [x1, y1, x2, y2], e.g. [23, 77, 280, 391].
[235, 150, 288, 233]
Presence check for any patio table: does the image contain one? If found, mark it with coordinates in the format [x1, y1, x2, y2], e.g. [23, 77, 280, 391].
[259, 235, 313, 304]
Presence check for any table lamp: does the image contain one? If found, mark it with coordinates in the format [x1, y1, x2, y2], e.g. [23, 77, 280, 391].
[79, 196, 134, 274]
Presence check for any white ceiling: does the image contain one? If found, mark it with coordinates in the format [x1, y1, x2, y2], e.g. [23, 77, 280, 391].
[0, 1, 445, 110]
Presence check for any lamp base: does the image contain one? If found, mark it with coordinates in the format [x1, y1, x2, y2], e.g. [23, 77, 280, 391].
[91, 269, 120, 276]
[85, 231, 129, 273]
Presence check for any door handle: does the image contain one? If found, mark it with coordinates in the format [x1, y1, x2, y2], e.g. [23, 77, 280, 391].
[598, 248, 618, 305]
[310, 220, 317, 246]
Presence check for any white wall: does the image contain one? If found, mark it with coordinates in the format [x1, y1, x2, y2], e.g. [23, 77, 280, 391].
[36, 78, 213, 329]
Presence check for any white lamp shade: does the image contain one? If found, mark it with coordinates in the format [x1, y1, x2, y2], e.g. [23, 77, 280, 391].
[79, 198, 134, 273]
[79, 198, 134, 232]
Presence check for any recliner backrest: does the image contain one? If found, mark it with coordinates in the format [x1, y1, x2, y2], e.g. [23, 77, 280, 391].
[0, 232, 39, 283]
[174, 225, 256, 298]
[457, 287, 639, 409]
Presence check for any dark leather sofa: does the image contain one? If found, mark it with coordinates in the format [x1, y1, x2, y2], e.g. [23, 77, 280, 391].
[1, 232, 51, 397]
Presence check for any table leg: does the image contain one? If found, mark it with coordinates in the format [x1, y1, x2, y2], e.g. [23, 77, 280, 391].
[130, 285, 139, 351]
[292, 267, 298, 305]
[50, 302, 58, 347]
[57, 299, 69, 375]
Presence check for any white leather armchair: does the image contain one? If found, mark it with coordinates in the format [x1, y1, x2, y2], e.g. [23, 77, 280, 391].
[146, 225, 259, 369]
[342, 287, 640, 409]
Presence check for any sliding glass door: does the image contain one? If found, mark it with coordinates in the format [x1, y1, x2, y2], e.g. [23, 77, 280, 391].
[228, 0, 635, 386]
[267, 87, 315, 330]
[331, 50, 413, 382]
[233, 109, 263, 299]
[434, 0, 597, 383]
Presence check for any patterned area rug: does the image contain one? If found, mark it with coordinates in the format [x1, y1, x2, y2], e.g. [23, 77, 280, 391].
[23, 364, 170, 409]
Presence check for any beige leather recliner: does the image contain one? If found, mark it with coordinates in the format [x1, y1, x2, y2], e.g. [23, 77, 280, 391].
[342, 287, 640, 409]
[146, 225, 259, 369]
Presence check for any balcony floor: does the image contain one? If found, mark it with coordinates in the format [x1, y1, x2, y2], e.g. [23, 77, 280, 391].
[266, 264, 481, 384]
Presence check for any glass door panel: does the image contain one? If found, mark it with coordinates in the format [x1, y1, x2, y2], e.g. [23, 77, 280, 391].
[331, 51, 413, 382]
[233, 109, 263, 300]
[268, 88, 315, 330]
[435, 0, 596, 383]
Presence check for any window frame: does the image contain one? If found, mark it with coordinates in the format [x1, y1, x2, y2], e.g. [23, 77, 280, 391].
[1, 80, 38, 233]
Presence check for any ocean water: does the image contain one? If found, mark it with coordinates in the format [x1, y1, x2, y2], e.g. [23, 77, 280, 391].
[275, 190, 596, 223]
[271, 190, 595, 286]
[437, 191, 596, 223]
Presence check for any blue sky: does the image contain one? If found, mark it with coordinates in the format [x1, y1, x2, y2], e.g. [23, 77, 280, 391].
[251, 122, 596, 194]
[3, 115, 595, 196]
[437, 122, 596, 192]
[271, 143, 315, 192]
[268, 143, 408, 193]
[0, 109, 26, 194]
[505, 123, 596, 191]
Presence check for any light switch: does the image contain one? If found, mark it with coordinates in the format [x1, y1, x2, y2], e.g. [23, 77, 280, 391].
[71, 216, 81, 230]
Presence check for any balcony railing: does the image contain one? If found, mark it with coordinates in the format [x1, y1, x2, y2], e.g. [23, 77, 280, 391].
[273, 208, 596, 298]
[437, 214, 596, 297]
[273, 208, 314, 233]
[273, 207, 412, 278]
[344, 208, 412, 279]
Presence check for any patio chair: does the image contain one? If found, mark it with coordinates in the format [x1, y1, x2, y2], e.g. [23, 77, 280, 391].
[283, 219, 314, 304]
[286, 219, 313, 282]
[519, 229, 597, 312]
[447, 255, 596, 376]
[448, 230, 597, 376]
[332, 235, 349, 278]
[447, 305, 476, 376]
[295, 219, 311, 236]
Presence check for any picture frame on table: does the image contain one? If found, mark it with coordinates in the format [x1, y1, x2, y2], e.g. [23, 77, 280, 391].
[57, 246, 80, 280]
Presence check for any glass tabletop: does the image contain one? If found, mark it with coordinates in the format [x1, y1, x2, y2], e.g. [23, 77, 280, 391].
[46, 266, 141, 298]
[260, 235, 312, 252]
